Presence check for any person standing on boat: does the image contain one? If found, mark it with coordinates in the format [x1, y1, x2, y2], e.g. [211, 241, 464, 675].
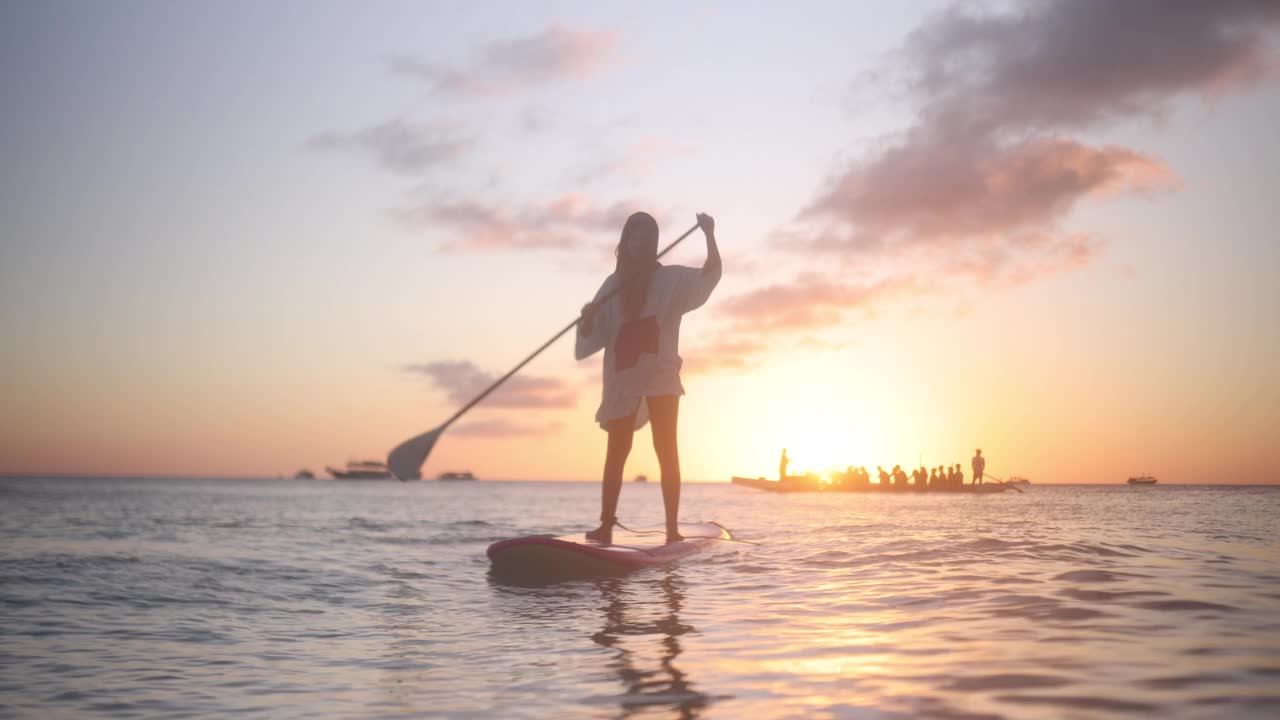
[779, 449, 790, 482]
[577, 212, 721, 545]
[972, 449, 985, 485]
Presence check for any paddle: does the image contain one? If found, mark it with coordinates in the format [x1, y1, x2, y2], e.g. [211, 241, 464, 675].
[386, 222, 703, 481]
[984, 473, 1025, 494]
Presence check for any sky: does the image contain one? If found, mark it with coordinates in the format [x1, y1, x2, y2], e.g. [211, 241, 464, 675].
[2, 0, 1278, 483]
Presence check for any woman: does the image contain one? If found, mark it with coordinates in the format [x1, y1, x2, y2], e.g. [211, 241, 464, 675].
[576, 211, 721, 544]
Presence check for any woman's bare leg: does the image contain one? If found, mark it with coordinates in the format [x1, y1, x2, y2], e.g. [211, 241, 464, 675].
[587, 415, 635, 543]
[647, 395, 682, 543]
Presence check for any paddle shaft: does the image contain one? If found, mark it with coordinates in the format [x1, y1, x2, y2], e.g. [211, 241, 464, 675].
[436, 222, 702, 433]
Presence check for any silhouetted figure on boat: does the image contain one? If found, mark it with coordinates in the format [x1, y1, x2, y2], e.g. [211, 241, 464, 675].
[972, 449, 985, 484]
[577, 212, 721, 545]
[877, 466, 890, 486]
[779, 448, 789, 482]
[928, 468, 938, 489]
[953, 464, 965, 488]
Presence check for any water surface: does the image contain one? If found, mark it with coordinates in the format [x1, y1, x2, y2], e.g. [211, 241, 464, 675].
[2, 479, 1278, 718]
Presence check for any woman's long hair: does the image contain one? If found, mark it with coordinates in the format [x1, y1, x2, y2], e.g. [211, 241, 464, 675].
[615, 212, 659, 320]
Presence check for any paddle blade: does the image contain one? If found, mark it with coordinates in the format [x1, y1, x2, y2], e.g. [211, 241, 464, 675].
[387, 427, 442, 481]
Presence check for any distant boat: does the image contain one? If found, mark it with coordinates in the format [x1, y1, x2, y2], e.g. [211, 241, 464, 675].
[633, 474, 649, 483]
[1127, 476, 1158, 485]
[1007, 476, 1031, 485]
[439, 471, 477, 481]
[326, 460, 394, 480]
[294, 469, 316, 480]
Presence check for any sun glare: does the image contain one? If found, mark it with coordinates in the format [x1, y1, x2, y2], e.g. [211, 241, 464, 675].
[785, 414, 874, 475]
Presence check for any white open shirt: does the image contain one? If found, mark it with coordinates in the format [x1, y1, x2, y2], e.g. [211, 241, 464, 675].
[575, 263, 721, 430]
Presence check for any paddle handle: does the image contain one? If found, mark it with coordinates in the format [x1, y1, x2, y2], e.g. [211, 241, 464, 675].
[438, 222, 702, 431]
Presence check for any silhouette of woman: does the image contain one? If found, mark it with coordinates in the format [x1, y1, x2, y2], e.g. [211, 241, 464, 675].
[576, 212, 721, 544]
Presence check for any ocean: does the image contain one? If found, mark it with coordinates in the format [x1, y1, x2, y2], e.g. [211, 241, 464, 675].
[1, 478, 1277, 719]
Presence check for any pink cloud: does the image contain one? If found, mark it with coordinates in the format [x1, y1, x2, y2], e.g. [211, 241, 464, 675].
[398, 193, 651, 252]
[681, 334, 771, 375]
[804, 136, 1174, 243]
[760, 0, 1276, 345]
[403, 361, 576, 409]
[451, 419, 563, 437]
[389, 25, 620, 96]
[718, 274, 921, 333]
[578, 137, 697, 183]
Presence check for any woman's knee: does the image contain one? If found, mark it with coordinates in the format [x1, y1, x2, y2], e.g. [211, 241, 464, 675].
[650, 394, 680, 456]
[605, 419, 636, 458]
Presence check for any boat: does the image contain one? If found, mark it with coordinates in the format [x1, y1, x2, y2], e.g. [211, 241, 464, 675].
[633, 474, 649, 483]
[439, 471, 476, 481]
[730, 476, 1008, 494]
[326, 460, 394, 480]
[294, 469, 316, 480]
[1007, 476, 1031, 485]
[1127, 476, 1158, 485]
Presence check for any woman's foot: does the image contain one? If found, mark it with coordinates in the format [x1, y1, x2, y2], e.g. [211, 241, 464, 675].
[585, 524, 612, 544]
[585, 518, 615, 544]
[666, 529, 684, 544]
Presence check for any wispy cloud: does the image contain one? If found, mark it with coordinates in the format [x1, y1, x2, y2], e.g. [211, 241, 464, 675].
[389, 25, 620, 96]
[403, 361, 577, 408]
[397, 193, 646, 251]
[451, 419, 563, 437]
[308, 119, 472, 176]
[717, 274, 921, 334]
[577, 137, 696, 184]
[801, 137, 1173, 248]
[680, 334, 770, 375]
[678, 276, 916, 373]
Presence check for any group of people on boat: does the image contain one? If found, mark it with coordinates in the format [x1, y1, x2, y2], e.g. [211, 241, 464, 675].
[780, 449, 991, 491]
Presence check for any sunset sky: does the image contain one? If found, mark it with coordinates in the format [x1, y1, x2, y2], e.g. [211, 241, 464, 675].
[3, 1, 1278, 483]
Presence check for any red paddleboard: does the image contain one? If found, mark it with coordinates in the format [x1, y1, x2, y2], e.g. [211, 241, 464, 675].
[487, 521, 731, 580]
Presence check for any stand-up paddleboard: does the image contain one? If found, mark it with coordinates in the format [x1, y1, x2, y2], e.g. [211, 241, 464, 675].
[488, 521, 732, 580]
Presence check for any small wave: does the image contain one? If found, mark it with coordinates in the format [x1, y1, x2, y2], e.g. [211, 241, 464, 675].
[1058, 588, 1166, 602]
[1039, 542, 1139, 558]
[1140, 673, 1234, 689]
[1052, 570, 1145, 583]
[946, 673, 1073, 691]
[1133, 599, 1236, 612]
[995, 694, 1160, 713]
[347, 517, 390, 531]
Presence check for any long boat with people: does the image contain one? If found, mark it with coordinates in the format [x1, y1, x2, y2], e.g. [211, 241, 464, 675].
[732, 449, 1027, 494]
[1127, 476, 1158, 485]
[731, 475, 1010, 494]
